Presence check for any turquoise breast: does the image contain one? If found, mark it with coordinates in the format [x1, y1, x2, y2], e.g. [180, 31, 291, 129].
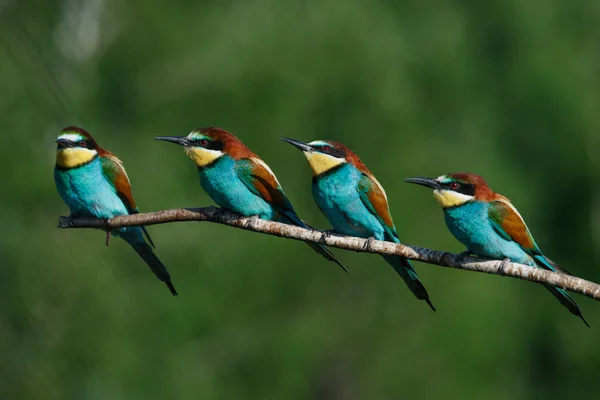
[312, 164, 385, 239]
[54, 158, 127, 219]
[198, 156, 275, 219]
[443, 201, 534, 264]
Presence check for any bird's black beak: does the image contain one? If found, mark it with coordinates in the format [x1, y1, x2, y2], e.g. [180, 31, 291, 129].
[55, 138, 73, 148]
[155, 136, 189, 146]
[404, 177, 440, 190]
[280, 137, 313, 152]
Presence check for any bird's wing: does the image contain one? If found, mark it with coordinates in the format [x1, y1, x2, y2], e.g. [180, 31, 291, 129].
[236, 158, 349, 272]
[101, 154, 154, 247]
[101, 154, 137, 212]
[357, 173, 399, 243]
[234, 157, 303, 225]
[357, 174, 430, 305]
[489, 199, 584, 323]
[488, 197, 541, 256]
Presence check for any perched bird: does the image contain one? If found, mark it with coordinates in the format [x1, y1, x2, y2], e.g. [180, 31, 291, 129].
[54, 126, 178, 296]
[280, 138, 435, 311]
[155, 127, 347, 272]
[404, 173, 588, 326]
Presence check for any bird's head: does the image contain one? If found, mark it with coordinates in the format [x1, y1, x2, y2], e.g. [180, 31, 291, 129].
[156, 127, 252, 168]
[55, 126, 100, 169]
[405, 173, 493, 208]
[280, 138, 363, 176]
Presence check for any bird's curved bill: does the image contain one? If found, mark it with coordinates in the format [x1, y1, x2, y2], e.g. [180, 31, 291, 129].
[155, 136, 188, 146]
[280, 137, 312, 152]
[55, 138, 73, 148]
[404, 177, 440, 189]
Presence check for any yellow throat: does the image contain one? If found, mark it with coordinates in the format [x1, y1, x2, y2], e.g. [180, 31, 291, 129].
[56, 148, 98, 169]
[433, 189, 474, 208]
[185, 147, 223, 167]
[305, 152, 345, 176]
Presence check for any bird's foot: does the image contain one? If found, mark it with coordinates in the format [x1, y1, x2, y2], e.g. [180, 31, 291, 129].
[319, 229, 335, 245]
[457, 251, 473, 263]
[498, 258, 511, 277]
[213, 207, 228, 220]
[362, 237, 377, 252]
[244, 214, 261, 229]
[105, 231, 111, 247]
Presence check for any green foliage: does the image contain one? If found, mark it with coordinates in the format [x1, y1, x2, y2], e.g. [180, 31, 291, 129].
[1, 0, 600, 398]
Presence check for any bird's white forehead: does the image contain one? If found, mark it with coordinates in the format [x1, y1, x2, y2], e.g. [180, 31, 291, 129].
[307, 140, 329, 147]
[437, 175, 450, 183]
[187, 131, 204, 140]
[58, 133, 85, 142]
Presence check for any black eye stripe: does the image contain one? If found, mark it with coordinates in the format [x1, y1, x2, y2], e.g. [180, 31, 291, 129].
[443, 182, 475, 196]
[71, 139, 89, 148]
[314, 145, 345, 158]
[190, 138, 225, 151]
[56, 136, 92, 149]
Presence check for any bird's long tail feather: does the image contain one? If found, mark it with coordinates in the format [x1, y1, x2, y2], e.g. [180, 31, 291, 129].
[278, 211, 348, 273]
[125, 235, 178, 296]
[384, 255, 435, 311]
[534, 255, 588, 327]
[306, 241, 349, 273]
[543, 285, 588, 327]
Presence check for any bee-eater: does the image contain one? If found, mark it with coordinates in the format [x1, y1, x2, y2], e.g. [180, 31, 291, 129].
[405, 173, 588, 326]
[280, 138, 435, 311]
[54, 126, 178, 296]
[155, 127, 347, 272]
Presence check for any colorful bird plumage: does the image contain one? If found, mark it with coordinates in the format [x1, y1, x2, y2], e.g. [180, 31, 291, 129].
[54, 126, 177, 295]
[281, 138, 435, 310]
[156, 127, 347, 272]
[405, 172, 588, 326]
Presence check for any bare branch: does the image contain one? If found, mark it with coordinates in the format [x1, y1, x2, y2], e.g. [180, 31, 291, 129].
[58, 207, 600, 301]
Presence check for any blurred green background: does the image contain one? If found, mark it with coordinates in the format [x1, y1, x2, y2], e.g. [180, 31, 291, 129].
[2, 0, 600, 398]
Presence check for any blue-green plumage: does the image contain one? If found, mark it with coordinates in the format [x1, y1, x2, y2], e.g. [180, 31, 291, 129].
[443, 201, 533, 264]
[155, 128, 347, 272]
[199, 156, 276, 219]
[196, 155, 347, 271]
[405, 173, 587, 326]
[312, 164, 384, 238]
[55, 158, 129, 219]
[279, 137, 433, 309]
[54, 129, 177, 296]
[444, 200, 586, 325]
[313, 163, 434, 310]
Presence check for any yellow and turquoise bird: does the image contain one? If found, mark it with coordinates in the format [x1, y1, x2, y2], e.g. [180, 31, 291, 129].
[54, 126, 178, 295]
[281, 138, 435, 311]
[405, 173, 588, 326]
[155, 127, 347, 272]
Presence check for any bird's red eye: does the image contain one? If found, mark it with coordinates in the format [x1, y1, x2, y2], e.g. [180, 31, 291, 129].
[449, 182, 459, 190]
[78, 140, 86, 147]
[322, 145, 332, 153]
[199, 139, 209, 147]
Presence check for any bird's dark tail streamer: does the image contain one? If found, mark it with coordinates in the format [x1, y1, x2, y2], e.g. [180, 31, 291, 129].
[306, 241, 349, 273]
[385, 255, 435, 311]
[544, 285, 589, 327]
[128, 240, 178, 296]
[534, 255, 588, 327]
